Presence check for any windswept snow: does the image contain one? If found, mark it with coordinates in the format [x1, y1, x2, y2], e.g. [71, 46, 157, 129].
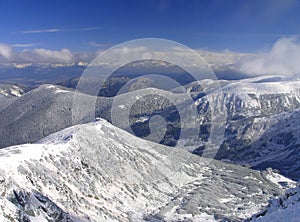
[250, 185, 300, 222]
[0, 119, 291, 221]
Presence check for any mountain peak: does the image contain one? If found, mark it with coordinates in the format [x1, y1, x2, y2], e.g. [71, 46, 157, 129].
[0, 119, 292, 221]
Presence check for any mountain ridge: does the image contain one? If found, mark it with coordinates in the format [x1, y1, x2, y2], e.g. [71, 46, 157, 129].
[0, 119, 293, 221]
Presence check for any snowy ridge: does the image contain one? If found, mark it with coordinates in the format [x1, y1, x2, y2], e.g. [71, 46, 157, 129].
[0, 83, 112, 148]
[205, 79, 300, 115]
[190, 78, 300, 162]
[0, 119, 290, 221]
[234, 108, 300, 179]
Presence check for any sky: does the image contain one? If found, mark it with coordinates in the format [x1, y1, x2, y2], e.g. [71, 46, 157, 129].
[1, 0, 300, 53]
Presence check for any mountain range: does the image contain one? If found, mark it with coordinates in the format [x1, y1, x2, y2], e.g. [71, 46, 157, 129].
[0, 119, 294, 221]
[0, 73, 300, 221]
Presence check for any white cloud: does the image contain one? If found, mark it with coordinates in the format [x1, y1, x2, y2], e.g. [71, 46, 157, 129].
[0, 41, 248, 68]
[10, 43, 35, 48]
[0, 44, 13, 60]
[0, 44, 96, 65]
[20, 29, 61, 34]
[19, 27, 102, 34]
[238, 37, 300, 76]
[28, 48, 74, 63]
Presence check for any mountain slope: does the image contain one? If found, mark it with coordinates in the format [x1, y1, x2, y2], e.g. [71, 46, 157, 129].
[249, 185, 300, 222]
[0, 83, 24, 98]
[0, 83, 25, 111]
[0, 119, 294, 221]
[0, 84, 111, 148]
[1, 77, 300, 180]
[234, 108, 300, 180]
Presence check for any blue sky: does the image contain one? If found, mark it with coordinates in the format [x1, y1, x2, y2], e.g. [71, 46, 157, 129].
[0, 0, 300, 52]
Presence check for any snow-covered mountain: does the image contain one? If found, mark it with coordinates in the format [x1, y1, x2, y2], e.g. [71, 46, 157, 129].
[234, 108, 300, 180]
[0, 84, 25, 98]
[0, 84, 26, 113]
[184, 77, 300, 180]
[121, 77, 300, 164]
[0, 84, 111, 148]
[202, 78, 300, 158]
[1, 77, 300, 181]
[249, 184, 300, 222]
[121, 77, 300, 181]
[0, 119, 294, 221]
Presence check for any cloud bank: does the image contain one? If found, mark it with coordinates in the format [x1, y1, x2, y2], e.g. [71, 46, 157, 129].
[0, 44, 95, 65]
[238, 37, 300, 76]
[0, 43, 246, 67]
[1, 36, 300, 77]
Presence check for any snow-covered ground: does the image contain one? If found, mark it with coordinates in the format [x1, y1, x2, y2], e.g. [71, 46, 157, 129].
[0, 119, 293, 221]
[250, 185, 300, 222]
[0, 84, 24, 97]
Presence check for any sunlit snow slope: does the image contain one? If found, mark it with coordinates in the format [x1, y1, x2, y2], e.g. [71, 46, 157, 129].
[0, 119, 293, 221]
[250, 185, 300, 222]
